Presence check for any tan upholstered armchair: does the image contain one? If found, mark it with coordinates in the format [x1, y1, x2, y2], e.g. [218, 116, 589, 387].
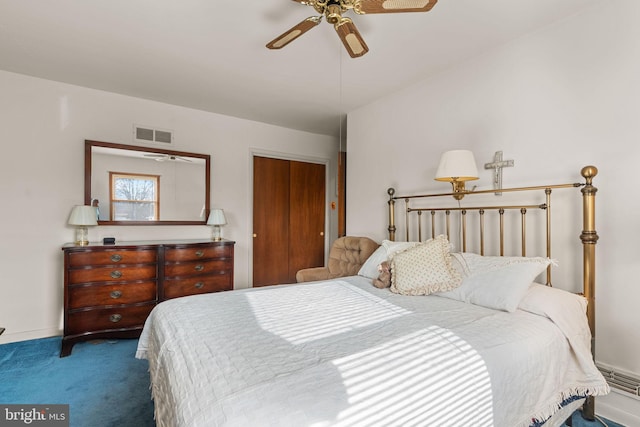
[296, 236, 379, 283]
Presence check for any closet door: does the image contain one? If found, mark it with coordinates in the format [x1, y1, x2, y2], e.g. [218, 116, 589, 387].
[288, 160, 325, 281]
[253, 156, 325, 286]
[253, 157, 290, 286]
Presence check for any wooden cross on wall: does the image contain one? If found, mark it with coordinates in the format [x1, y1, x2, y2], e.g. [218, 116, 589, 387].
[484, 151, 514, 195]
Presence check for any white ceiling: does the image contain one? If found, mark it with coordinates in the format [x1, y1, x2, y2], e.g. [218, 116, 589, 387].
[0, 0, 600, 136]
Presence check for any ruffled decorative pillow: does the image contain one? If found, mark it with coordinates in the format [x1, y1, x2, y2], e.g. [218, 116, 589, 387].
[390, 235, 461, 296]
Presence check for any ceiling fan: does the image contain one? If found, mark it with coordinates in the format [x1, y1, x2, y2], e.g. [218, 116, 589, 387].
[266, 0, 438, 58]
[143, 154, 193, 162]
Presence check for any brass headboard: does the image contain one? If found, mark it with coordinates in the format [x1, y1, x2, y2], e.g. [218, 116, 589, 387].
[386, 166, 598, 419]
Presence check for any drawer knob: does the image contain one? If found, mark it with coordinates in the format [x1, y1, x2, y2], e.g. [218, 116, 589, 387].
[110, 290, 123, 299]
[195, 250, 205, 258]
[110, 254, 123, 262]
[109, 314, 122, 323]
[194, 264, 204, 272]
[110, 270, 123, 279]
[194, 282, 204, 289]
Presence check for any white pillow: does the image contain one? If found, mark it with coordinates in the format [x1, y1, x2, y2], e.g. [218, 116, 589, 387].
[357, 240, 420, 279]
[437, 253, 552, 312]
[389, 236, 461, 296]
[518, 283, 587, 317]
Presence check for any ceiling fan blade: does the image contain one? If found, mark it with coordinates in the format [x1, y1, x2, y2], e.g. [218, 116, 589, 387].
[354, 0, 437, 14]
[334, 18, 369, 58]
[266, 17, 321, 50]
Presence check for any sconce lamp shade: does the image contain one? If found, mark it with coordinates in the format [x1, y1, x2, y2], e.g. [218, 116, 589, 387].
[434, 150, 479, 182]
[68, 205, 98, 246]
[434, 150, 479, 200]
[207, 209, 227, 241]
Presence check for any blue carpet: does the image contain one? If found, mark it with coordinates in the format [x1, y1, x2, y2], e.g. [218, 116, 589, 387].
[0, 337, 153, 427]
[0, 336, 627, 427]
[568, 412, 626, 427]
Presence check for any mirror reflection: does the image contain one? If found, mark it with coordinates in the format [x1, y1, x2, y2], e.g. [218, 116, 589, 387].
[85, 140, 210, 225]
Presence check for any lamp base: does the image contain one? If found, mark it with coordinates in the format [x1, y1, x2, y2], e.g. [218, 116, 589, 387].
[211, 225, 223, 241]
[75, 226, 89, 246]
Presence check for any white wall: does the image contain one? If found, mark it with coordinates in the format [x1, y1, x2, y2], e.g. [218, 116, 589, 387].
[346, 0, 640, 422]
[0, 70, 338, 343]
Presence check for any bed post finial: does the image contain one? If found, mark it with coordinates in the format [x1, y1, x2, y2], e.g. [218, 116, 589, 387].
[581, 165, 598, 185]
[580, 165, 598, 421]
[388, 188, 396, 241]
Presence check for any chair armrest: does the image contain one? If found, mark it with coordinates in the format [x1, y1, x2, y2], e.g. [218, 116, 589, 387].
[296, 267, 331, 283]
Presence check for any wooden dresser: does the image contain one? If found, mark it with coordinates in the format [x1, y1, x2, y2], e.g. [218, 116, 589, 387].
[61, 239, 234, 357]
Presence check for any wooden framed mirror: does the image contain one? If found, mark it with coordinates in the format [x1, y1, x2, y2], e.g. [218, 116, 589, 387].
[85, 140, 210, 225]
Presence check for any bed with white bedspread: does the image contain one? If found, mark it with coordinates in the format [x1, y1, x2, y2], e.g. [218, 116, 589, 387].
[136, 274, 607, 427]
[136, 166, 609, 426]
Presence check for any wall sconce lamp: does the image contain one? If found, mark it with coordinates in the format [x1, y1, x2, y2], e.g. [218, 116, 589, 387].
[68, 205, 98, 246]
[207, 209, 227, 241]
[434, 150, 479, 200]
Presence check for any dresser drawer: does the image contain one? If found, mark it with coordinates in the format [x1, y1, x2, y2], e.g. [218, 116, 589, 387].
[163, 273, 232, 299]
[164, 245, 232, 262]
[68, 265, 157, 284]
[68, 249, 157, 267]
[164, 259, 231, 277]
[66, 303, 155, 335]
[68, 281, 157, 309]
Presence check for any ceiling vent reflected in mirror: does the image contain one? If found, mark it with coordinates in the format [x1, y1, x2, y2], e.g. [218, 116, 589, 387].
[134, 124, 174, 145]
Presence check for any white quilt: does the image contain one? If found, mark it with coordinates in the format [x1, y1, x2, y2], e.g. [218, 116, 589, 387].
[136, 276, 608, 427]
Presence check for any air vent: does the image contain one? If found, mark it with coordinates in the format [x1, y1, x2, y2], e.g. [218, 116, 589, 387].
[597, 363, 640, 397]
[134, 125, 174, 145]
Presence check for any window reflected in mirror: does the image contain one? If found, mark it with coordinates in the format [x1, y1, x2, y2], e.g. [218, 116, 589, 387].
[110, 172, 159, 221]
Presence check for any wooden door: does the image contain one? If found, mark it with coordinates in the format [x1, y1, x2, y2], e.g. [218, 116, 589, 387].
[253, 156, 325, 286]
[288, 160, 325, 280]
[253, 157, 290, 286]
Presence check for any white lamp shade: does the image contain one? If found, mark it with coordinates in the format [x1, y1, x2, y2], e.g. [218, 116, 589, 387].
[68, 205, 98, 226]
[434, 150, 479, 182]
[207, 209, 227, 226]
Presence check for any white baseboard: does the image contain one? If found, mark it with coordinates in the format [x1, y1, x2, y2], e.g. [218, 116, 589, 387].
[597, 389, 640, 426]
[0, 328, 61, 345]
